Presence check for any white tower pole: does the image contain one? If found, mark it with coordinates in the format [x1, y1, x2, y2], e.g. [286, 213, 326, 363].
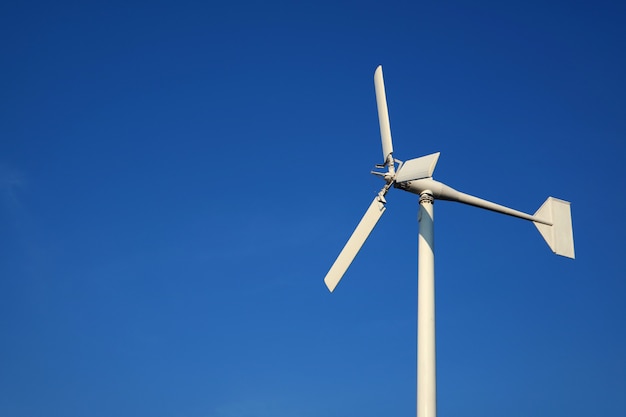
[417, 191, 436, 417]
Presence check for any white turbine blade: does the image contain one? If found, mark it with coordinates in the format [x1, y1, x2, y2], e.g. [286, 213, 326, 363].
[374, 65, 394, 164]
[324, 196, 387, 292]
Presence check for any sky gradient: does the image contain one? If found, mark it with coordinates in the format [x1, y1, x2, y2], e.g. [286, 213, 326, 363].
[1, 1, 625, 416]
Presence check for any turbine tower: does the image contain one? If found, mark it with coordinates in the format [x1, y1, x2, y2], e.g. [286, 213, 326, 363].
[323, 65, 575, 417]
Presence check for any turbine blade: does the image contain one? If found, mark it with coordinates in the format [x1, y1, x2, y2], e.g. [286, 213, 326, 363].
[324, 196, 387, 292]
[374, 65, 394, 164]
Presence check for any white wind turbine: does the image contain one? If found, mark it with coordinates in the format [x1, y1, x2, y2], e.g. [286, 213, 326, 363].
[323, 65, 575, 417]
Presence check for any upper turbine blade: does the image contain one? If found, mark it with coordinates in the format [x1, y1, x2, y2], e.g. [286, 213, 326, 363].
[374, 65, 394, 165]
[324, 196, 387, 292]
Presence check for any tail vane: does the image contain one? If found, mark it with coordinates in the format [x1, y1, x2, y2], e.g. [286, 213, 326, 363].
[533, 197, 575, 259]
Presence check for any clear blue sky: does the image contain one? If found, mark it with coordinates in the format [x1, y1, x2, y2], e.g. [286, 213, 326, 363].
[1, 1, 624, 416]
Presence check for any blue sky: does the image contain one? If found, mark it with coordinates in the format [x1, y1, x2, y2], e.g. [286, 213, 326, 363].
[1, 1, 625, 416]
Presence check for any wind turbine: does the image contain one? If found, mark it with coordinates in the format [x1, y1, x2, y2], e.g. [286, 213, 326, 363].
[323, 65, 575, 417]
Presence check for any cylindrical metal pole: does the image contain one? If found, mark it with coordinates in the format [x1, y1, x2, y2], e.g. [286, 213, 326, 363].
[417, 191, 436, 417]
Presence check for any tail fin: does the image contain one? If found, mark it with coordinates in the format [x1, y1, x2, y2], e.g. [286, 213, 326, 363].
[533, 197, 575, 259]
